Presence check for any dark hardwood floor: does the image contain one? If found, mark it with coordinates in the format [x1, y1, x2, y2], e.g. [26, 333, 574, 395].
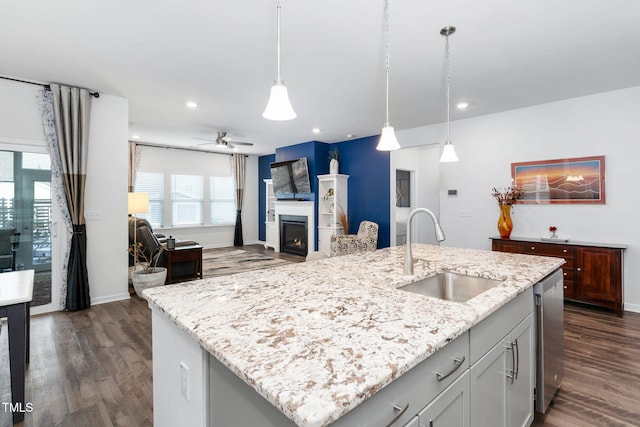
[533, 303, 640, 427]
[2, 247, 638, 426]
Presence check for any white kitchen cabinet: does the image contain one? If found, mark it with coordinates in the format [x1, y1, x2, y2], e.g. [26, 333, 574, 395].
[404, 416, 420, 427]
[418, 370, 470, 427]
[317, 174, 348, 255]
[470, 312, 534, 427]
[208, 331, 469, 427]
[264, 179, 277, 250]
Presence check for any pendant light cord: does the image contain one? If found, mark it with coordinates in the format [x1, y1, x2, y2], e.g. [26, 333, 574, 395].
[445, 32, 451, 142]
[276, 0, 282, 83]
[384, 0, 391, 127]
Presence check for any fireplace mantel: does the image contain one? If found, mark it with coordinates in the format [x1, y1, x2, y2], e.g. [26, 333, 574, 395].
[274, 201, 315, 253]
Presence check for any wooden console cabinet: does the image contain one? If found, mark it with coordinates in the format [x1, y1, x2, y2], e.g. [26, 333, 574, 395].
[491, 237, 626, 315]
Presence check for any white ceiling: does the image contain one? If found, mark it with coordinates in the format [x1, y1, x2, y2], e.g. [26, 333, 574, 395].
[1, 0, 639, 155]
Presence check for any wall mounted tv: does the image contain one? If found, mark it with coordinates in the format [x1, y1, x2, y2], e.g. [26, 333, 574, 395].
[270, 157, 312, 199]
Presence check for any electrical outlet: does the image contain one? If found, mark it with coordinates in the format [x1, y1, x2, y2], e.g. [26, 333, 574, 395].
[180, 362, 189, 400]
[85, 210, 101, 221]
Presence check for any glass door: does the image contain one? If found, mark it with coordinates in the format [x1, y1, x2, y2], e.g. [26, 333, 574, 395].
[0, 150, 55, 310]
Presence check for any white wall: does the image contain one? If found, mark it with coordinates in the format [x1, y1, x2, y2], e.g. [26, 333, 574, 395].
[84, 94, 130, 304]
[397, 86, 640, 312]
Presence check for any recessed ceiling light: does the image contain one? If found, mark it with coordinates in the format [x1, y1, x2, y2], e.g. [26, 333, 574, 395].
[186, 101, 198, 109]
[346, 134, 354, 138]
[456, 102, 469, 110]
[131, 135, 140, 140]
[312, 128, 321, 134]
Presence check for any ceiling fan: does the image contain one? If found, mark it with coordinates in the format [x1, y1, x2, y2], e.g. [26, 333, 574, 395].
[192, 131, 254, 149]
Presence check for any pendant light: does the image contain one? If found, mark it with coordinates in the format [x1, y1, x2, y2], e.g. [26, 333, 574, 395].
[439, 26, 459, 162]
[376, 0, 400, 151]
[263, 0, 296, 121]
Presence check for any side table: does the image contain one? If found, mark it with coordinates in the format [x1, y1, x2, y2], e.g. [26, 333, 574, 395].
[165, 245, 203, 284]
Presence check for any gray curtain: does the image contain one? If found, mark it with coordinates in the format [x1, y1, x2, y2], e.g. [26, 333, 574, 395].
[128, 142, 138, 192]
[50, 83, 92, 311]
[232, 154, 245, 246]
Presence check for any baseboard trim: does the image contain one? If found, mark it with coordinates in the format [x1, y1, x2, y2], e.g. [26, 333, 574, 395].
[624, 302, 640, 314]
[91, 292, 131, 305]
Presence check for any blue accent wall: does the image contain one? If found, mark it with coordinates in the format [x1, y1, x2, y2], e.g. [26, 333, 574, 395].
[328, 136, 390, 248]
[258, 135, 391, 250]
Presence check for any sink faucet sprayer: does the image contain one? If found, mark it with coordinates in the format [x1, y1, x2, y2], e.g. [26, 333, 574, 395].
[405, 208, 446, 275]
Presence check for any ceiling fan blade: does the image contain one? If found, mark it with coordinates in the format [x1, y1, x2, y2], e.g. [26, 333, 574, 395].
[230, 140, 254, 146]
[191, 136, 215, 142]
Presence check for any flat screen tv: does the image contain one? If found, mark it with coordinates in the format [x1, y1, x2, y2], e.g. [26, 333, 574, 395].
[270, 157, 311, 198]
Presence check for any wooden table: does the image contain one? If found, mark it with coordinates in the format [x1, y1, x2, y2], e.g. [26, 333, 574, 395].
[0, 269, 34, 424]
[165, 245, 203, 284]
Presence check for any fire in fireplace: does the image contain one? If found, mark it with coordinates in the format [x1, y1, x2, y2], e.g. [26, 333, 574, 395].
[280, 215, 308, 256]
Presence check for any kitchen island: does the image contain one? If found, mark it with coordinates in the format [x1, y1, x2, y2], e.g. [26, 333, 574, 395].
[144, 244, 563, 427]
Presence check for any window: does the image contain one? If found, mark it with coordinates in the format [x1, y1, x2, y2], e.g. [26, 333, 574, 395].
[210, 176, 235, 224]
[171, 174, 203, 226]
[135, 172, 164, 227]
[135, 145, 235, 228]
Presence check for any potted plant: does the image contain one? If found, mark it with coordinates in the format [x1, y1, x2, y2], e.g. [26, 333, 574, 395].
[128, 242, 167, 298]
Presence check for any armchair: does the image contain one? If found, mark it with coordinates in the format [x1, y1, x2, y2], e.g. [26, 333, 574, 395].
[330, 221, 379, 257]
[128, 217, 201, 285]
[128, 217, 198, 266]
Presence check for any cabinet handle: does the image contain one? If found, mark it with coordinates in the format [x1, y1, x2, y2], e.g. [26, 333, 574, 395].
[530, 246, 535, 250]
[513, 339, 520, 380]
[435, 356, 466, 382]
[506, 344, 515, 384]
[383, 403, 409, 427]
[563, 249, 568, 253]
[564, 286, 567, 289]
[577, 267, 581, 272]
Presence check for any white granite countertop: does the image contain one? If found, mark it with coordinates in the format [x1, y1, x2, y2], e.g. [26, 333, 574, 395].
[144, 244, 564, 427]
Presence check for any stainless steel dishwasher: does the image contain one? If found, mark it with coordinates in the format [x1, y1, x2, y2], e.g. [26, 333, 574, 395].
[534, 269, 564, 413]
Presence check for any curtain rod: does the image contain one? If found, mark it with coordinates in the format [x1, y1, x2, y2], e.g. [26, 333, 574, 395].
[0, 75, 100, 98]
[132, 141, 248, 157]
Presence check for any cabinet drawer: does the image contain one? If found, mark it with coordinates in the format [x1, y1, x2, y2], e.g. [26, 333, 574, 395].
[561, 268, 574, 282]
[563, 280, 575, 299]
[333, 332, 469, 427]
[469, 287, 534, 365]
[524, 243, 574, 258]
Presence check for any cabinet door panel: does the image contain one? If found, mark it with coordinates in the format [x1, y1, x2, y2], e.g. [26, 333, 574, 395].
[507, 314, 534, 427]
[576, 247, 620, 303]
[418, 371, 470, 427]
[470, 342, 508, 427]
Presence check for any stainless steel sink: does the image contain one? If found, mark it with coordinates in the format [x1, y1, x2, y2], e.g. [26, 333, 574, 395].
[398, 272, 502, 302]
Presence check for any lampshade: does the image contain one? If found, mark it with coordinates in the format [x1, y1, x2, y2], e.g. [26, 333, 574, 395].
[128, 192, 149, 215]
[262, 82, 297, 121]
[377, 125, 401, 151]
[439, 141, 459, 162]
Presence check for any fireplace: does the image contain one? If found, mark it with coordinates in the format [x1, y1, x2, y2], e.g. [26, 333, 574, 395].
[274, 200, 314, 255]
[280, 215, 308, 256]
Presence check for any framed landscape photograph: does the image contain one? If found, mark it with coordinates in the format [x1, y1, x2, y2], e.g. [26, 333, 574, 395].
[511, 155, 606, 204]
